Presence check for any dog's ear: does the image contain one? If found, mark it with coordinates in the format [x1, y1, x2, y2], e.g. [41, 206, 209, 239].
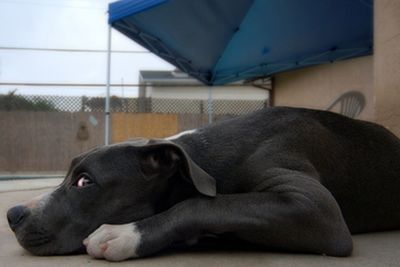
[139, 145, 180, 180]
[135, 139, 216, 197]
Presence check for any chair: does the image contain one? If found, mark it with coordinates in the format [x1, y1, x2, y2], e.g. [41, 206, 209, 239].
[326, 91, 365, 118]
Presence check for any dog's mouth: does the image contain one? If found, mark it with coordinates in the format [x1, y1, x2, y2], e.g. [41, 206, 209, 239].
[16, 230, 86, 256]
[20, 233, 54, 248]
[7, 190, 90, 256]
[9, 210, 92, 256]
[11, 219, 71, 256]
[14, 227, 57, 255]
[12, 220, 89, 256]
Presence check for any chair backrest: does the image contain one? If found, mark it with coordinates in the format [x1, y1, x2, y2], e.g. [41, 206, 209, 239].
[326, 91, 365, 118]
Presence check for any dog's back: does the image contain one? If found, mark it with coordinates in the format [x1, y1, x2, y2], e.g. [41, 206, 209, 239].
[175, 107, 400, 234]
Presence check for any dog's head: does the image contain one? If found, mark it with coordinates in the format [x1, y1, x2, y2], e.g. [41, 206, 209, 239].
[7, 139, 216, 256]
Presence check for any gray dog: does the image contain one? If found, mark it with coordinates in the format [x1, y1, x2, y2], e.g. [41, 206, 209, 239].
[7, 107, 400, 261]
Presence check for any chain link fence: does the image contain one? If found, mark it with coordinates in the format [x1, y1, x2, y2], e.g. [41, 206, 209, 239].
[0, 93, 268, 172]
[0, 93, 267, 115]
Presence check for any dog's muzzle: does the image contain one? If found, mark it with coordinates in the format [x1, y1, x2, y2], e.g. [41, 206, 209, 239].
[7, 192, 50, 230]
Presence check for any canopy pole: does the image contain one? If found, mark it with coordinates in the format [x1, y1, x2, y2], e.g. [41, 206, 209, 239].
[105, 25, 112, 145]
[207, 86, 213, 124]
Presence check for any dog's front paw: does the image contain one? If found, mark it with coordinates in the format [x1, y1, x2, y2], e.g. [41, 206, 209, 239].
[83, 223, 141, 261]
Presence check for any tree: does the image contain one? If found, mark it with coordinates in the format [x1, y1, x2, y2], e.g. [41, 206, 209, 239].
[0, 90, 57, 111]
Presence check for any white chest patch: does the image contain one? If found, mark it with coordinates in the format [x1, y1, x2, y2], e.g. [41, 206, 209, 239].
[165, 129, 197, 140]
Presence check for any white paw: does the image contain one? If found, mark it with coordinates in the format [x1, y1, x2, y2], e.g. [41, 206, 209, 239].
[83, 223, 141, 261]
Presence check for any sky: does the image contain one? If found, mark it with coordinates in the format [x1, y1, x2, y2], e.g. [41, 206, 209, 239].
[0, 0, 174, 96]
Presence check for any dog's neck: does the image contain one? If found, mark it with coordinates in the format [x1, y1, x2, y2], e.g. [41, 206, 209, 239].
[153, 172, 199, 214]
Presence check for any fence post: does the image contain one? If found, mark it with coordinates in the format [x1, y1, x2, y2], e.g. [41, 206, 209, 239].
[105, 25, 112, 145]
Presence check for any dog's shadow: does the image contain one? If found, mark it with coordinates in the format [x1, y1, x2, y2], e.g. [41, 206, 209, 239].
[159, 235, 298, 258]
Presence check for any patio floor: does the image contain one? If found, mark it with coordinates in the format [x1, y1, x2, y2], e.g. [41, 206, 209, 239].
[1, 179, 400, 267]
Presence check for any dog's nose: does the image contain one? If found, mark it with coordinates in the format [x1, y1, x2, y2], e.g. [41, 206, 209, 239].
[7, 205, 29, 231]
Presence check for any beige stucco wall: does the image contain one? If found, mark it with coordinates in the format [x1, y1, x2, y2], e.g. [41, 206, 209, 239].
[273, 1, 400, 137]
[374, 0, 400, 136]
[274, 56, 374, 121]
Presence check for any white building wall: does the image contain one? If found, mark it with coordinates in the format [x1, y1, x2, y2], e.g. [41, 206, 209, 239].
[150, 85, 269, 100]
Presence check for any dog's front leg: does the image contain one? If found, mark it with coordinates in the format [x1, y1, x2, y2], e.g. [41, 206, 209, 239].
[84, 175, 353, 261]
[83, 223, 141, 261]
[83, 198, 208, 261]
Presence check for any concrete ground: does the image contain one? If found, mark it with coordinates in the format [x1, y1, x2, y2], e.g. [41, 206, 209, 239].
[1, 179, 400, 267]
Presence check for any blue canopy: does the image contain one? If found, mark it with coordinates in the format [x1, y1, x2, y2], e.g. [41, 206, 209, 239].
[108, 0, 373, 85]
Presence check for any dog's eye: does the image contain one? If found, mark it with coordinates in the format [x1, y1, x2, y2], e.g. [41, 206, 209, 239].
[74, 174, 93, 188]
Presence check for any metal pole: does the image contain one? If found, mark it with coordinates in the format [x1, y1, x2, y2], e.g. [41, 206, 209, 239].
[105, 25, 112, 145]
[208, 86, 213, 124]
